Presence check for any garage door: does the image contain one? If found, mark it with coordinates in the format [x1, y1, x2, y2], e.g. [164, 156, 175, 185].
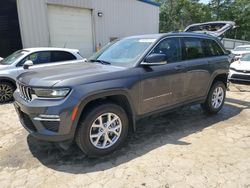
[48, 5, 94, 57]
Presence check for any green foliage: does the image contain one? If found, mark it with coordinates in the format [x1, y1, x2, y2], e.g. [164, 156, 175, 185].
[156, 0, 250, 40]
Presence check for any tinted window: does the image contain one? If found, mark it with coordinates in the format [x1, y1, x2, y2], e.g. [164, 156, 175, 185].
[20, 52, 51, 65]
[151, 38, 181, 63]
[182, 38, 204, 60]
[51, 51, 76, 62]
[202, 39, 225, 57]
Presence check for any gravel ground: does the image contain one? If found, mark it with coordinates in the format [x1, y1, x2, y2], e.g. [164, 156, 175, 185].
[0, 83, 250, 188]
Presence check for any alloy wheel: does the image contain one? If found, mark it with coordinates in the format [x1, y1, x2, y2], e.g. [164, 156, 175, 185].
[0, 84, 13, 103]
[211, 86, 224, 109]
[89, 113, 122, 149]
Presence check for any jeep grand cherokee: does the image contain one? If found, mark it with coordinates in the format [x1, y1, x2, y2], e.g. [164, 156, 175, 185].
[14, 32, 230, 156]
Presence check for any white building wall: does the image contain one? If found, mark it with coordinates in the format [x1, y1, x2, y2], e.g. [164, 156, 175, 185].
[16, 0, 159, 55]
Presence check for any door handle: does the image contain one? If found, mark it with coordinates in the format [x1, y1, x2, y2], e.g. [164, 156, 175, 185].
[174, 65, 185, 71]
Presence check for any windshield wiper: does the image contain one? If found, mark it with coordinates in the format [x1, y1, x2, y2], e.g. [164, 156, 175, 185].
[89, 59, 111, 65]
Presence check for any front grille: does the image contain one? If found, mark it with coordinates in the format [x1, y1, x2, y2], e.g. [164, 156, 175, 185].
[18, 82, 32, 101]
[42, 121, 59, 132]
[231, 74, 250, 80]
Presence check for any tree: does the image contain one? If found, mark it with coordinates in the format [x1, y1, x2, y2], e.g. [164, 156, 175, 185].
[157, 0, 212, 32]
[156, 0, 250, 40]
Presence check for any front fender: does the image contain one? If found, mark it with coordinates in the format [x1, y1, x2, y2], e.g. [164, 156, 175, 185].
[70, 88, 138, 136]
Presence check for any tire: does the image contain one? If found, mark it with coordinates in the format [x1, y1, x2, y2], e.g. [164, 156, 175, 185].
[201, 81, 226, 114]
[75, 102, 129, 157]
[0, 82, 15, 103]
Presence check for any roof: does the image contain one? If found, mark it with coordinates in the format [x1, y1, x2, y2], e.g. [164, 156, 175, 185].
[125, 32, 217, 40]
[137, 0, 161, 7]
[23, 47, 79, 53]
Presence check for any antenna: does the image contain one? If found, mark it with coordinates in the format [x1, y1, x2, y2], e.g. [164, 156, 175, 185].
[63, 42, 67, 48]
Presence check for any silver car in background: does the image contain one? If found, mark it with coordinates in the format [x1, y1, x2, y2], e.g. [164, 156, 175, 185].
[229, 53, 250, 82]
[231, 45, 250, 60]
[0, 47, 84, 103]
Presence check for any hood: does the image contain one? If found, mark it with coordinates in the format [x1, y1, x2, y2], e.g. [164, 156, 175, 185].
[18, 62, 126, 87]
[0, 64, 12, 70]
[230, 60, 250, 71]
[184, 21, 235, 37]
[231, 51, 250, 55]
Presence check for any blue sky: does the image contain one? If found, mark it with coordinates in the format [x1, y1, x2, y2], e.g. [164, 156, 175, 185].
[200, 0, 210, 4]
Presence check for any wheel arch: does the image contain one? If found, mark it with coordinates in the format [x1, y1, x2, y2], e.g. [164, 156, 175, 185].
[0, 77, 16, 88]
[206, 72, 228, 96]
[73, 90, 137, 135]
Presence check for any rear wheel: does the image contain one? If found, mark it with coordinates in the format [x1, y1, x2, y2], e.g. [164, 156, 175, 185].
[201, 81, 226, 114]
[75, 102, 129, 157]
[0, 82, 15, 103]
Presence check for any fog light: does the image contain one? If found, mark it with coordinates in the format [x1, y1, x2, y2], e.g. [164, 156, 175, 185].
[34, 114, 60, 121]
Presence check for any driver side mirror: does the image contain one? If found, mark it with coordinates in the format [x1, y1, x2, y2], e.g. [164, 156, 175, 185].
[23, 60, 33, 69]
[141, 53, 167, 66]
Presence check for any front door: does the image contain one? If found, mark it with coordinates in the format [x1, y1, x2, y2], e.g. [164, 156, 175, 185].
[140, 37, 187, 114]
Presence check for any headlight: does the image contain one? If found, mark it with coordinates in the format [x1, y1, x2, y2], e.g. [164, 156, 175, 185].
[33, 88, 70, 98]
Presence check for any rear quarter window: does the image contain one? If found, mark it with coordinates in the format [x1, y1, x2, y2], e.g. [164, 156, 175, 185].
[202, 39, 225, 57]
[51, 51, 76, 62]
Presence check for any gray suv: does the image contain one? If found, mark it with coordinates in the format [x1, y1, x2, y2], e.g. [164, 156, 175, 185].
[14, 30, 231, 156]
[0, 48, 83, 103]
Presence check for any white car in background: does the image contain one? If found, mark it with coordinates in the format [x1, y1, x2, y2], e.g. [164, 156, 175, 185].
[231, 45, 250, 60]
[0, 47, 84, 103]
[229, 53, 250, 82]
[0, 57, 3, 61]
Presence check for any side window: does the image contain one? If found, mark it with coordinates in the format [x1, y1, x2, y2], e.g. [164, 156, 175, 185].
[209, 40, 225, 56]
[203, 39, 225, 57]
[151, 38, 181, 63]
[18, 52, 51, 66]
[51, 51, 76, 62]
[181, 38, 204, 60]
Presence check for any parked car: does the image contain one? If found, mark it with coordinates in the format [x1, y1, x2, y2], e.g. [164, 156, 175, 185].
[229, 53, 250, 82]
[14, 22, 233, 156]
[0, 48, 84, 103]
[231, 45, 250, 60]
[0, 57, 3, 61]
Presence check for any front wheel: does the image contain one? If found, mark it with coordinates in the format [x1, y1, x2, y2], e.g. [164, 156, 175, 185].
[75, 102, 129, 157]
[0, 82, 15, 103]
[201, 81, 226, 114]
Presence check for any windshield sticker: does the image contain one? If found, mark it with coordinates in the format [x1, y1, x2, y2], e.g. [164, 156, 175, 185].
[139, 39, 156, 43]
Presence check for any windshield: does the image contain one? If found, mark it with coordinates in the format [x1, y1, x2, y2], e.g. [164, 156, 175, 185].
[89, 38, 156, 67]
[241, 54, 250, 61]
[234, 46, 250, 51]
[0, 50, 28, 65]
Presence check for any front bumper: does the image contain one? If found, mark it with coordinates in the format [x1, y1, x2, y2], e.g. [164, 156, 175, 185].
[13, 91, 78, 142]
[228, 70, 250, 82]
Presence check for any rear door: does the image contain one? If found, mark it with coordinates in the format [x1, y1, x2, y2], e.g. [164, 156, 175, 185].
[181, 37, 210, 100]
